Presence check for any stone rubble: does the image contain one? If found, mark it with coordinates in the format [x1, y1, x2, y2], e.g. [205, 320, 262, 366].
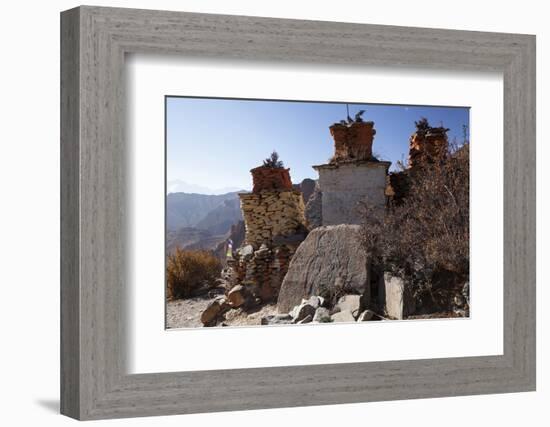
[261, 294, 383, 326]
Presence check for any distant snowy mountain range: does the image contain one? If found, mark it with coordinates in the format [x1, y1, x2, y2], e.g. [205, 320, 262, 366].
[167, 179, 245, 195]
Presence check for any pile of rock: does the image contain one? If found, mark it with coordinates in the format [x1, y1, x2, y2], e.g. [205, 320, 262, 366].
[262, 294, 382, 326]
[200, 284, 254, 326]
[200, 296, 231, 326]
[239, 190, 307, 248]
[230, 241, 303, 302]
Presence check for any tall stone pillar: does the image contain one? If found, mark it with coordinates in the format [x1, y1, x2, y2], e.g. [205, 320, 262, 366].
[234, 165, 307, 302]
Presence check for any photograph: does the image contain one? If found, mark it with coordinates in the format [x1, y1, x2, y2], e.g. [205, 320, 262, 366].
[52, 3, 537, 421]
[165, 97, 470, 328]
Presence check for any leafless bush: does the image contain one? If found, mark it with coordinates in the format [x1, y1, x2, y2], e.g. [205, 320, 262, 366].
[318, 277, 359, 308]
[361, 141, 469, 307]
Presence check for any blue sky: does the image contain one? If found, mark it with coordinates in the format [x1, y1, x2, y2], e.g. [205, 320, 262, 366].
[166, 97, 469, 192]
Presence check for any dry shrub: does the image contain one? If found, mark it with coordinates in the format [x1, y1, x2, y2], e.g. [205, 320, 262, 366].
[166, 248, 222, 300]
[318, 278, 359, 308]
[361, 142, 469, 307]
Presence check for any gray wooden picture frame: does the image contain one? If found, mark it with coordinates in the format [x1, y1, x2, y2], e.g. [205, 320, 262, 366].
[60, 5, 536, 420]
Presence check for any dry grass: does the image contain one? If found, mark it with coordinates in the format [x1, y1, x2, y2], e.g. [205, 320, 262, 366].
[166, 248, 222, 300]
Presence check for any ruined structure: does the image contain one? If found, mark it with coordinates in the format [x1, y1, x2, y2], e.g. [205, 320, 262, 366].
[239, 189, 306, 247]
[230, 164, 307, 302]
[311, 119, 390, 225]
[329, 120, 376, 162]
[386, 118, 450, 205]
[408, 119, 449, 168]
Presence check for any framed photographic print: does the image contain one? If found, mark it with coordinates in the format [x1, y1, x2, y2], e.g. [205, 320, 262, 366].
[61, 5, 536, 420]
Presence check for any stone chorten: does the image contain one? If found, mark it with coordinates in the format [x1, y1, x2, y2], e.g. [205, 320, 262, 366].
[385, 119, 450, 206]
[233, 163, 307, 302]
[312, 119, 390, 225]
[408, 121, 449, 168]
[239, 166, 306, 248]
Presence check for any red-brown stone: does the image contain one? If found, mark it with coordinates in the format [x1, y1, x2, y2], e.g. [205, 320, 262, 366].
[250, 166, 293, 193]
[329, 121, 376, 162]
[408, 128, 448, 168]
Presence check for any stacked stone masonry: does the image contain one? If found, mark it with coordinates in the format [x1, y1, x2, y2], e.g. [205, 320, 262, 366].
[239, 190, 307, 248]
[230, 242, 302, 302]
[228, 188, 308, 302]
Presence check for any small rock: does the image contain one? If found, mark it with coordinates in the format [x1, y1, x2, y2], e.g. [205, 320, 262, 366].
[331, 310, 355, 323]
[227, 285, 247, 308]
[238, 244, 254, 259]
[306, 296, 321, 309]
[357, 310, 375, 321]
[213, 295, 227, 310]
[291, 302, 317, 323]
[335, 295, 363, 319]
[297, 314, 313, 324]
[200, 299, 225, 326]
[261, 314, 294, 325]
[313, 307, 331, 322]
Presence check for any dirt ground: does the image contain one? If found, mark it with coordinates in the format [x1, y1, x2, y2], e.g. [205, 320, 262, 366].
[166, 296, 277, 329]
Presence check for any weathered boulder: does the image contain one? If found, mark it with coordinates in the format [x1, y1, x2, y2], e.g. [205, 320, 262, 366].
[291, 300, 317, 323]
[331, 310, 355, 323]
[357, 310, 375, 321]
[200, 297, 229, 326]
[305, 183, 322, 229]
[277, 225, 370, 313]
[227, 285, 247, 308]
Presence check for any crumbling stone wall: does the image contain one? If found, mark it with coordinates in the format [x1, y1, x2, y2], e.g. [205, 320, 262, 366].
[386, 123, 449, 204]
[250, 166, 293, 192]
[229, 173, 308, 302]
[330, 121, 376, 162]
[408, 126, 449, 168]
[230, 242, 302, 301]
[239, 190, 306, 247]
